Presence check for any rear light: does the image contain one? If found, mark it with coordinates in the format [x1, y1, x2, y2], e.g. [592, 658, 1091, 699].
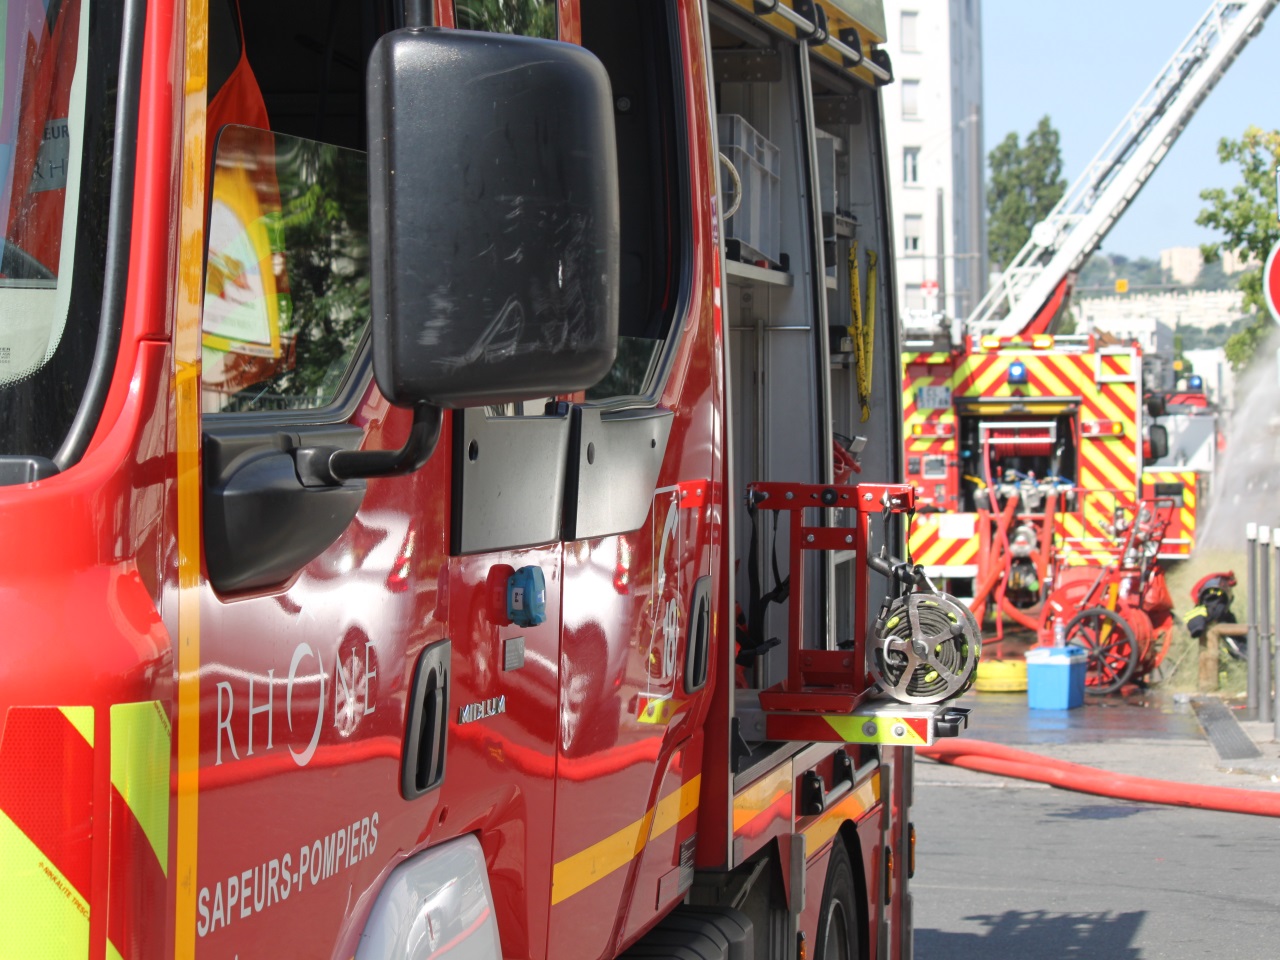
[1032, 334, 1054, 349]
[1081, 420, 1124, 438]
[911, 422, 954, 438]
[980, 335, 1000, 350]
[883, 846, 895, 903]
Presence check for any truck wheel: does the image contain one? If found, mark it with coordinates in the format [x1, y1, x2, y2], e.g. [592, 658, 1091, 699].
[815, 841, 862, 960]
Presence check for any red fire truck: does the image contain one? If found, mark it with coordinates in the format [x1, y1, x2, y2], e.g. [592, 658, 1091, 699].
[0, 1, 975, 958]
[902, 332, 1185, 635]
[899, 0, 1274, 643]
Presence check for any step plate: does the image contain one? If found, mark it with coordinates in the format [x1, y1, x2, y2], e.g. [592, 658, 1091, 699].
[1192, 697, 1262, 762]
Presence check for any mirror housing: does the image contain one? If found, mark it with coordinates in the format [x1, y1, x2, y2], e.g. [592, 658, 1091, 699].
[367, 28, 620, 409]
[1144, 392, 1167, 418]
[1145, 424, 1169, 462]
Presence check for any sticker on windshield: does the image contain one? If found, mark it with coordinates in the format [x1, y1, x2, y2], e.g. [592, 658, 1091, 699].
[29, 119, 70, 194]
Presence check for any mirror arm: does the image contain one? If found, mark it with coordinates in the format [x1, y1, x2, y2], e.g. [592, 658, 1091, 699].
[404, 0, 431, 28]
[296, 402, 443, 486]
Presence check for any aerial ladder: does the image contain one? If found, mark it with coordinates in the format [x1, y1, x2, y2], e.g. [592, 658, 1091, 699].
[968, 0, 1279, 339]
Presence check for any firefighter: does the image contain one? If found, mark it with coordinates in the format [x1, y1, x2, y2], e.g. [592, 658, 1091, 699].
[1186, 572, 1246, 691]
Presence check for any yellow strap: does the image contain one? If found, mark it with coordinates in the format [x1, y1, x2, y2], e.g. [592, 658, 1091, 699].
[860, 250, 878, 423]
[847, 243, 869, 421]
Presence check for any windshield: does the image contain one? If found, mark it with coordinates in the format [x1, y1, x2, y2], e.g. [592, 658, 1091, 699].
[0, 0, 124, 459]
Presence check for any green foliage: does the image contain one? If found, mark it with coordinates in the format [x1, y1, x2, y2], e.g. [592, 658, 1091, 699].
[986, 116, 1067, 270]
[1074, 252, 1169, 297]
[269, 141, 370, 401]
[1192, 257, 1233, 291]
[455, 0, 556, 38]
[1196, 126, 1280, 369]
[1175, 316, 1252, 352]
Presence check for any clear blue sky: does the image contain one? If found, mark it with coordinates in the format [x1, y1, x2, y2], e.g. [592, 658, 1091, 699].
[982, 0, 1280, 259]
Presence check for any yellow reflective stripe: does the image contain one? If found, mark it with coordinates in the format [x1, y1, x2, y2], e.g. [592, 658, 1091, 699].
[551, 775, 701, 906]
[111, 702, 172, 873]
[175, 0, 211, 950]
[733, 766, 791, 832]
[652, 774, 701, 836]
[59, 705, 94, 749]
[0, 810, 90, 958]
[801, 775, 880, 854]
[107, 941, 126, 960]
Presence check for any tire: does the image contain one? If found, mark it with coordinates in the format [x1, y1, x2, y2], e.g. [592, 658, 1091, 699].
[815, 841, 862, 960]
[1066, 606, 1138, 694]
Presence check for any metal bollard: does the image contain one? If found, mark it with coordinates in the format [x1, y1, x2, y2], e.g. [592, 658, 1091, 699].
[1247, 523, 1259, 716]
[1274, 534, 1280, 739]
[1261, 526, 1272, 725]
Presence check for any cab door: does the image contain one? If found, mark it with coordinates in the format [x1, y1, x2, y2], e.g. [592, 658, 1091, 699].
[186, 3, 585, 958]
[189, 5, 458, 957]
[546, 2, 720, 955]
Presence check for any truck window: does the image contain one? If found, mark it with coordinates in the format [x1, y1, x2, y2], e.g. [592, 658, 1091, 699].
[0, 0, 126, 458]
[454, 1, 557, 39]
[201, 125, 369, 414]
[580, 0, 685, 402]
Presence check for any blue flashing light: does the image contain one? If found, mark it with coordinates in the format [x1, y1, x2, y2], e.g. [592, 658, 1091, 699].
[1008, 361, 1028, 385]
[1188, 375, 1204, 391]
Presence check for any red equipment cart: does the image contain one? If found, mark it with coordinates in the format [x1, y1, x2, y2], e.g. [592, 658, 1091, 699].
[1037, 499, 1177, 693]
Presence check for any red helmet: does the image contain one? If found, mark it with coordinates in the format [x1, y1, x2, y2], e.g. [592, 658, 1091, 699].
[1191, 571, 1236, 605]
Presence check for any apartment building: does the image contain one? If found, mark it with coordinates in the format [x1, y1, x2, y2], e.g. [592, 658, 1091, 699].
[881, 0, 985, 324]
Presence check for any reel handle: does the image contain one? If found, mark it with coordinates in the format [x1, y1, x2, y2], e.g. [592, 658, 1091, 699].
[868, 553, 926, 588]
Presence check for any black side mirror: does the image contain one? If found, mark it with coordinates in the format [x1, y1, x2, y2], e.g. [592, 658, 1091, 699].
[1146, 424, 1169, 462]
[1145, 392, 1167, 417]
[367, 28, 619, 409]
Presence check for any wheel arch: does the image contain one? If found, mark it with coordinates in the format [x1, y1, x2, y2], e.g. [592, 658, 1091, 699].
[836, 821, 871, 960]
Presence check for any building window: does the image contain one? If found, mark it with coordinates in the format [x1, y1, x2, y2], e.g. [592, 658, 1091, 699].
[901, 11, 919, 52]
[903, 147, 920, 185]
[903, 214, 922, 253]
[901, 79, 919, 118]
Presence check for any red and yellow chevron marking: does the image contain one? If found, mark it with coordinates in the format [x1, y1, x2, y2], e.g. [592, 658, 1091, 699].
[0, 706, 95, 958]
[904, 345, 1152, 568]
[1143, 470, 1197, 557]
[1097, 351, 1135, 382]
[902, 355, 957, 455]
[0, 701, 173, 960]
[909, 514, 979, 571]
[108, 701, 172, 960]
[764, 712, 931, 746]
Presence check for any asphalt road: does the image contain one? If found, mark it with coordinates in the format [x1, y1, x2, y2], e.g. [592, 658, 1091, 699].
[910, 692, 1280, 959]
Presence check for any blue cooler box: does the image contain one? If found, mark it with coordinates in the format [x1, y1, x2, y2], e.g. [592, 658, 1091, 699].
[1025, 645, 1087, 710]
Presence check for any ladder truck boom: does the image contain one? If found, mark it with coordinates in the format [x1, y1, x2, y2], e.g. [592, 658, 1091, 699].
[968, 0, 1279, 339]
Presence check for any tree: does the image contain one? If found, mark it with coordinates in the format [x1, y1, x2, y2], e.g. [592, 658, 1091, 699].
[455, 0, 556, 37]
[987, 116, 1067, 271]
[1196, 126, 1280, 369]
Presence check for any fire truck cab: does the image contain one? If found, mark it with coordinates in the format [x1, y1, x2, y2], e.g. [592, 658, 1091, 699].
[0, 2, 971, 958]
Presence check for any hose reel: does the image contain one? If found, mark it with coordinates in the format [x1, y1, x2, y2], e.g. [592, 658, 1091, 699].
[871, 589, 980, 704]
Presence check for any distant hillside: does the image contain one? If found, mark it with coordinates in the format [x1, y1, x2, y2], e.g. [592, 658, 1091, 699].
[1074, 252, 1236, 298]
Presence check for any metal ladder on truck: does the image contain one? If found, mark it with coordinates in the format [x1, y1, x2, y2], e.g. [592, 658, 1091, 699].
[967, 0, 1279, 339]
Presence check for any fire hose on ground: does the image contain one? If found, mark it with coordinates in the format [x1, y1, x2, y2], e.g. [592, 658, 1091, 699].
[918, 738, 1280, 818]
